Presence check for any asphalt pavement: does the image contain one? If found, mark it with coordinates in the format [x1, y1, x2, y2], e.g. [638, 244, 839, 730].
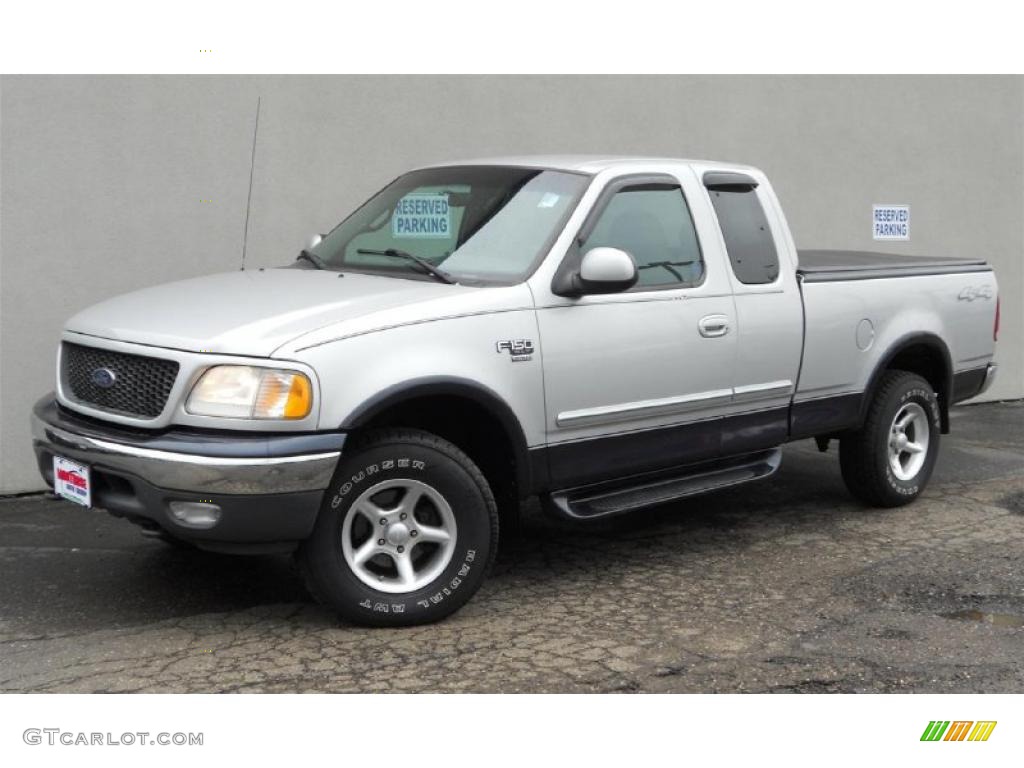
[1, 401, 1022, 692]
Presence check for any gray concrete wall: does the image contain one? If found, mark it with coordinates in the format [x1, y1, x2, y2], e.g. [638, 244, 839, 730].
[2, 75, 1022, 493]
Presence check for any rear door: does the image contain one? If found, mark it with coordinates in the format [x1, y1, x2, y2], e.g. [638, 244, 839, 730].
[699, 169, 803, 454]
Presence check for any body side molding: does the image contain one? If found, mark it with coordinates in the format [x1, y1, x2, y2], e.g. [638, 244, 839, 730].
[556, 388, 733, 428]
[556, 380, 793, 429]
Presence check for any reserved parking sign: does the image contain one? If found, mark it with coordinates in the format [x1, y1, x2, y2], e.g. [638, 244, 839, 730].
[393, 193, 451, 238]
[873, 204, 910, 240]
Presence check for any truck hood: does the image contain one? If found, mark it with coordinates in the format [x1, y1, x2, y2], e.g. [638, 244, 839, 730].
[65, 268, 506, 358]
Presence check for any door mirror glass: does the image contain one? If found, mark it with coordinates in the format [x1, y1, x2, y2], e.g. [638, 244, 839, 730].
[577, 247, 638, 294]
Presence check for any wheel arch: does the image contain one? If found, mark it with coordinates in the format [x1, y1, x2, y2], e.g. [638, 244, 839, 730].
[340, 376, 537, 497]
[860, 332, 953, 433]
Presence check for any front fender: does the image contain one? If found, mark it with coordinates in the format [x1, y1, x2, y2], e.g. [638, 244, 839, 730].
[291, 309, 547, 452]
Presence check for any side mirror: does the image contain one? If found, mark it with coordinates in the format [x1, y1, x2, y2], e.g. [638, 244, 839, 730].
[576, 247, 638, 294]
[307, 233, 323, 250]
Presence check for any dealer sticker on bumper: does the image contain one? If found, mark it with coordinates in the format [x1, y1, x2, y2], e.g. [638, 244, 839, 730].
[53, 456, 91, 507]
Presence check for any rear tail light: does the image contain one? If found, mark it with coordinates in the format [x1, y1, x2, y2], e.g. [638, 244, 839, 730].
[994, 295, 1000, 342]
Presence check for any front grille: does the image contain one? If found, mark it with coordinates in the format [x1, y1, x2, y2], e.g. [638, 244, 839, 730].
[61, 342, 179, 418]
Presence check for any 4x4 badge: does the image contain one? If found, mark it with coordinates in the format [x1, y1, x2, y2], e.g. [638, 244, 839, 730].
[958, 285, 993, 301]
[496, 339, 534, 362]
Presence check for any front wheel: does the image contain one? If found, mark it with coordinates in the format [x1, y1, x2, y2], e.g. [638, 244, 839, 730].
[839, 370, 941, 507]
[298, 429, 498, 626]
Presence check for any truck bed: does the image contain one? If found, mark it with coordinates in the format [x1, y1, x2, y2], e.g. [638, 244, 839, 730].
[798, 250, 990, 282]
[795, 248, 998, 418]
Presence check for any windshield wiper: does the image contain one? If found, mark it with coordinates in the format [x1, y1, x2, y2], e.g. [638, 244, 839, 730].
[638, 260, 697, 282]
[296, 249, 328, 270]
[357, 248, 456, 284]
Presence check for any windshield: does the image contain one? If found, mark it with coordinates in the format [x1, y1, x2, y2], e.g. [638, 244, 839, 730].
[303, 166, 590, 285]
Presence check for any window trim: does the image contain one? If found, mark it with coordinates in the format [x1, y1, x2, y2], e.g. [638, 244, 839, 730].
[552, 173, 707, 296]
[702, 170, 759, 192]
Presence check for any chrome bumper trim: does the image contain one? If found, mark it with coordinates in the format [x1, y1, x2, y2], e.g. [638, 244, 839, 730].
[979, 363, 998, 396]
[32, 411, 340, 495]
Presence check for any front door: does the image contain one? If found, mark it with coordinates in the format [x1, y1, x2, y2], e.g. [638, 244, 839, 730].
[536, 173, 738, 489]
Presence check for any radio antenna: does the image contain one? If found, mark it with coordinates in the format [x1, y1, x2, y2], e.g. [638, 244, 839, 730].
[240, 96, 261, 270]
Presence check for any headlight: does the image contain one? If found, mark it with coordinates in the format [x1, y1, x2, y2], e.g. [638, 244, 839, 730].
[186, 366, 312, 419]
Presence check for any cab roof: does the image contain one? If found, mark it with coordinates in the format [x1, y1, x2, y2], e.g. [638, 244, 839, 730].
[419, 155, 760, 176]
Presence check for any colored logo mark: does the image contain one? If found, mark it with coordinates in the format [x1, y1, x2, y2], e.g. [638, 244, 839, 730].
[921, 721, 997, 742]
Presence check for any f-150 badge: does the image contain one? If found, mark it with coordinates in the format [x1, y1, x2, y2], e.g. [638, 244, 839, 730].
[496, 339, 534, 362]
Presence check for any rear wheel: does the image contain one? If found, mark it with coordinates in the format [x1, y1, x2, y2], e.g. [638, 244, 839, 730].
[299, 429, 498, 626]
[839, 371, 941, 507]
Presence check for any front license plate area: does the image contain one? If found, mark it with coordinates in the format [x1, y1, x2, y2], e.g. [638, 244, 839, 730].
[53, 455, 91, 507]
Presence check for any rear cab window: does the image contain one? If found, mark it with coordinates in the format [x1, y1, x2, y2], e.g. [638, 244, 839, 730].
[704, 171, 779, 285]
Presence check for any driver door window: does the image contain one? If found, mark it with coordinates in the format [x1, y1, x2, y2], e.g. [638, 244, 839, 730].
[580, 183, 704, 289]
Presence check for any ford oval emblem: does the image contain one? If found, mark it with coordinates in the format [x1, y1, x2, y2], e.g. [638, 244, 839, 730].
[90, 367, 117, 389]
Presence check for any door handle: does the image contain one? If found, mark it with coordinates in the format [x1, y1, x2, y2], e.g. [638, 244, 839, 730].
[698, 314, 730, 338]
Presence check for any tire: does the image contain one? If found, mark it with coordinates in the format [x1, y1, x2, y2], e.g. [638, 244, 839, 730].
[298, 428, 498, 627]
[839, 370, 941, 507]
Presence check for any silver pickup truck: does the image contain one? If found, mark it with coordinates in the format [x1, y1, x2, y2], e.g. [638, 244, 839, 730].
[31, 156, 1000, 625]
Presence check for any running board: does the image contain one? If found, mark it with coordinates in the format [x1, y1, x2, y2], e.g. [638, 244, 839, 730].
[547, 448, 782, 520]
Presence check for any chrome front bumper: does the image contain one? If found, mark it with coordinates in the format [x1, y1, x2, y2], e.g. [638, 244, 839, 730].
[32, 398, 342, 495]
[31, 395, 346, 551]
